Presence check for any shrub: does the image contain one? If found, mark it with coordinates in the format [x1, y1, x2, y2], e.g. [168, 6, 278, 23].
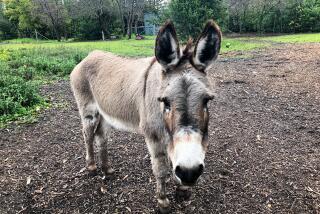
[0, 45, 86, 125]
[16, 65, 35, 80]
[0, 74, 41, 116]
[0, 49, 10, 61]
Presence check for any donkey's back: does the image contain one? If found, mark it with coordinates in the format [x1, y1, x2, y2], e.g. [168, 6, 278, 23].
[70, 50, 154, 133]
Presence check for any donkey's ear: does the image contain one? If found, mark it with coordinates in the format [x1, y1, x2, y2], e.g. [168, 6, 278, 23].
[155, 20, 180, 71]
[193, 20, 221, 72]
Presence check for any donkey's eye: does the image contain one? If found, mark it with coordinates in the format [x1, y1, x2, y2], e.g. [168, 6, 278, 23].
[163, 100, 171, 112]
[158, 97, 171, 112]
[203, 95, 214, 111]
[203, 97, 212, 106]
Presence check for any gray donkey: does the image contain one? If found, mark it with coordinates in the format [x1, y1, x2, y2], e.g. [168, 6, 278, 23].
[70, 20, 221, 212]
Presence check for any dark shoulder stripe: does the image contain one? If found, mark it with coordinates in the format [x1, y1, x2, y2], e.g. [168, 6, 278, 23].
[143, 57, 157, 98]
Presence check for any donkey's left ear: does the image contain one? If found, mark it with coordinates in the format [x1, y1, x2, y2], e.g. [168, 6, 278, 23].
[193, 20, 222, 72]
[155, 20, 181, 71]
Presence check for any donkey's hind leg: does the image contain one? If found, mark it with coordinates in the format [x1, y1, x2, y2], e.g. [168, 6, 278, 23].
[81, 103, 100, 175]
[95, 118, 114, 177]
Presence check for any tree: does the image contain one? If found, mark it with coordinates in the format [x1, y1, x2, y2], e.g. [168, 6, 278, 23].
[166, 0, 226, 40]
[3, 0, 38, 36]
[2, 0, 320, 40]
[33, 0, 70, 40]
[227, 0, 252, 33]
[114, 0, 145, 39]
[287, 0, 320, 32]
[68, 0, 117, 40]
[301, 0, 320, 32]
[1, 1, 16, 39]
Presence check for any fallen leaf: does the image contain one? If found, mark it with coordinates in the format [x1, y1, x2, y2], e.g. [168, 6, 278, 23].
[26, 176, 32, 185]
[35, 187, 44, 194]
[51, 192, 65, 195]
[101, 185, 107, 194]
[257, 135, 261, 141]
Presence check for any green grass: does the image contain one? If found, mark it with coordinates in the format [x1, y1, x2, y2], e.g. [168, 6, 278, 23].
[1, 37, 267, 56]
[1, 37, 156, 57]
[1, 38, 57, 44]
[221, 38, 268, 52]
[259, 33, 320, 43]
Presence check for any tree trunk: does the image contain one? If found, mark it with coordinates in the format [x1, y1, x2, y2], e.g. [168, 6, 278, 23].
[114, 0, 126, 36]
[239, 16, 242, 33]
[122, 19, 126, 36]
[134, 18, 138, 34]
[127, 16, 132, 39]
[273, 14, 276, 33]
[102, 30, 105, 40]
[35, 29, 38, 41]
[52, 25, 61, 41]
[127, 0, 134, 39]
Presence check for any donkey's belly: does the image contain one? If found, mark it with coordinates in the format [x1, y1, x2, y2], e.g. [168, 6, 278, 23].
[96, 103, 140, 133]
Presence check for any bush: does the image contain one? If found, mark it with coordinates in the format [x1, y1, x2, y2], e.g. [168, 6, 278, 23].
[0, 60, 46, 125]
[7, 48, 82, 77]
[0, 72, 41, 116]
[16, 65, 35, 80]
[0, 44, 89, 125]
[0, 49, 10, 61]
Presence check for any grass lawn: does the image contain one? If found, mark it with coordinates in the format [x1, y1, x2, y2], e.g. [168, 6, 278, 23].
[0, 36, 267, 57]
[259, 33, 320, 43]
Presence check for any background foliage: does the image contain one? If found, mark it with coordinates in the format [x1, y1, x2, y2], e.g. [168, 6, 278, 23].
[1, 0, 320, 41]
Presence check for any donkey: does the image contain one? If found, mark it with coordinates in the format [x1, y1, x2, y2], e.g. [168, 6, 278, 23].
[70, 20, 221, 212]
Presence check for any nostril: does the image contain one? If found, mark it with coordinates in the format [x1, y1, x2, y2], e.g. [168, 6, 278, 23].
[175, 165, 183, 179]
[198, 164, 204, 175]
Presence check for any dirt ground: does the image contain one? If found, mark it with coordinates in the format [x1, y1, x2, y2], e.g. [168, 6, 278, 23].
[1, 43, 319, 214]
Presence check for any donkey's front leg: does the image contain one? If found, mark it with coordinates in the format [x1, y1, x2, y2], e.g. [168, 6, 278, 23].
[146, 138, 170, 213]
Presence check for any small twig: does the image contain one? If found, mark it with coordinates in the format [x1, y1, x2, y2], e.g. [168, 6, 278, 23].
[306, 186, 320, 196]
[17, 207, 27, 214]
[290, 198, 297, 211]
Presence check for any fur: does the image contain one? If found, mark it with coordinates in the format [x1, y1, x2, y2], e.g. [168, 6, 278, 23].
[70, 20, 221, 212]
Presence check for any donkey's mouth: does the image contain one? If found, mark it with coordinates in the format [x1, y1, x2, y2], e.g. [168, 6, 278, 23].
[173, 174, 198, 187]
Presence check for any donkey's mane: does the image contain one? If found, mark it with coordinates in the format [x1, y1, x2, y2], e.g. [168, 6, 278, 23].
[177, 38, 194, 67]
[183, 38, 194, 56]
[143, 38, 196, 98]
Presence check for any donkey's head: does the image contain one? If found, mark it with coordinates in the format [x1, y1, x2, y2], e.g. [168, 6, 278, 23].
[155, 20, 221, 186]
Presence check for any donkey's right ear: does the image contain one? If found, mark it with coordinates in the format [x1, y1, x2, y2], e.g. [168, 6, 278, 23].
[155, 20, 181, 71]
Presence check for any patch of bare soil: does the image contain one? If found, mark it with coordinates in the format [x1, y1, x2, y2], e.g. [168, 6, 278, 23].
[1, 43, 319, 214]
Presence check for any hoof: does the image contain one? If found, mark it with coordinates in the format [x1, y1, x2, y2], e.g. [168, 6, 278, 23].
[87, 164, 97, 176]
[102, 167, 115, 179]
[159, 206, 170, 214]
[158, 198, 170, 214]
[103, 167, 115, 175]
[175, 187, 192, 201]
